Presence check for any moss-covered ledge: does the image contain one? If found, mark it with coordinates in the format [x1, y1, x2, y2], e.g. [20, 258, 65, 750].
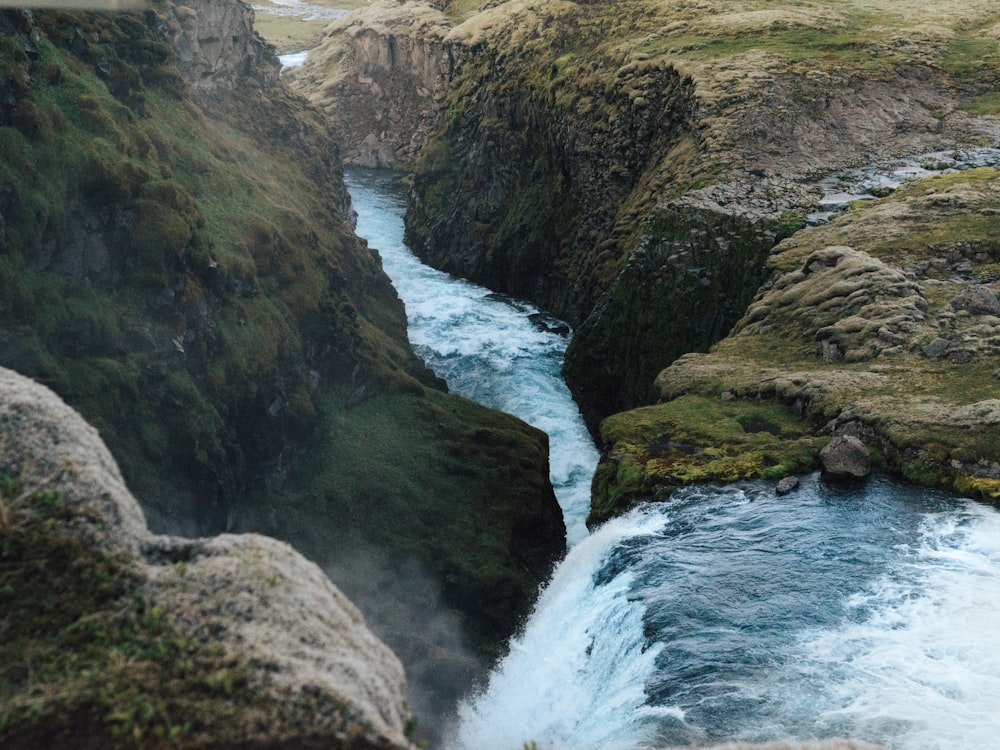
[590, 394, 825, 527]
[591, 169, 1000, 525]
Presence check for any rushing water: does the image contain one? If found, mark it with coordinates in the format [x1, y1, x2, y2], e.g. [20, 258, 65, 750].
[344, 168, 1000, 750]
[345, 168, 597, 545]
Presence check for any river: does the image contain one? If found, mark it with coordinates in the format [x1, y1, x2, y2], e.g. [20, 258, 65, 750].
[344, 168, 1000, 750]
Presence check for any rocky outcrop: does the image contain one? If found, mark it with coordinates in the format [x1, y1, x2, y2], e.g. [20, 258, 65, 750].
[286, 2, 453, 166]
[160, 0, 277, 100]
[0, 366, 415, 749]
[594, 168, 1000, 521]
[0, 5, 565, 738]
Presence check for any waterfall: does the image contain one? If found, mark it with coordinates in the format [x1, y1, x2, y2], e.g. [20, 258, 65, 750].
[345, 169, 1000, 750]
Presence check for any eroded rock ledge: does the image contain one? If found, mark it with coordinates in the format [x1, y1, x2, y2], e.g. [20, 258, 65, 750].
[0, 366, 415, 749]
[593, 169, 1000, 524]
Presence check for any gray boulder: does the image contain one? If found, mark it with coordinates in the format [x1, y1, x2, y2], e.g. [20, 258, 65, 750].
[820, 435, 871, 479]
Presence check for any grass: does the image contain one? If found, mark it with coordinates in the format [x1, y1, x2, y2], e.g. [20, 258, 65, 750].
[590, 395, 824, 525]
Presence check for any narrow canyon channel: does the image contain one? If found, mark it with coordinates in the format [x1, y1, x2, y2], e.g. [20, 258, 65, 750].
[345, 168, 1000, 750]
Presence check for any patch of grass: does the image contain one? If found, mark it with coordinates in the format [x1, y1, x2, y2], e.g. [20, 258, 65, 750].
[962, 91, 1000, 116]
[591, 395, 823, 525]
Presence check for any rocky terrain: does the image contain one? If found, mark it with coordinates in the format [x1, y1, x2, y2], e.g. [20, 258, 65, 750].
[291, 0, 1000, 428]
[292, 0, 1000, 522]
[594, 168, 1000, 523]
[0, 0, 564, 738]
[0, 366, 415, 749]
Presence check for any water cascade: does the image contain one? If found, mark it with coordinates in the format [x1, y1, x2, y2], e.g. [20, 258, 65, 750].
[345, 169, 1000, 750]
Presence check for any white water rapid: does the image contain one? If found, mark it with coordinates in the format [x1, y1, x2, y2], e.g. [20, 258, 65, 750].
[345, 168, 1000, 750]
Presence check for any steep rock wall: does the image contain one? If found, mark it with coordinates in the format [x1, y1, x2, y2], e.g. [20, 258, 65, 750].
[287, 1, 453, 167]
[0, 3, 565, 736]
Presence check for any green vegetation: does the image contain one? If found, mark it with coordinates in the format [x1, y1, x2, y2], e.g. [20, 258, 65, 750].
[564, 206, 781, 423]
[592, 168, 1000, 521]
[0, 477, 247, 748]
[0, 8, 411, 529]
[245, 385, 563, 662]
[590, 395, 822, 525]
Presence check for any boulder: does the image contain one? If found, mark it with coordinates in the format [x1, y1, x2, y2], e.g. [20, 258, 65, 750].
[0, 367, 415, 750]
[776, 475, 800, 495]
[820, 435, 871, 480]
[950, 284, 1000, 316]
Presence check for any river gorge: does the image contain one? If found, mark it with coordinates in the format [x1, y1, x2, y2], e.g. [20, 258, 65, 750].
[346, 169, 1000, 750]
[5, 2, 1000, 747]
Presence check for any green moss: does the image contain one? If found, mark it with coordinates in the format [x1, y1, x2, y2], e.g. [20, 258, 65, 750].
[253, 385, 563, 661]
[590, 395, 823, 525]
[565, 206, 778, 425]
[962, 92, 1000, 116]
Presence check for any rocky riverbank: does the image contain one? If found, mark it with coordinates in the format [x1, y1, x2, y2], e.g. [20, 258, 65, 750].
[594, 167, 1000, 523]
[290, 0, 1000, 520]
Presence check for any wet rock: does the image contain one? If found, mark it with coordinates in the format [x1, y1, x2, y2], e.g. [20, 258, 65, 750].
[776, 475, 800, 495]
[820, 435, 871, 480]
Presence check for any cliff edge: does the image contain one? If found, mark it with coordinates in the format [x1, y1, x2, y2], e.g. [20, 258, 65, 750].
[0, 2, 565, 736]
[0, 366, 415, 749]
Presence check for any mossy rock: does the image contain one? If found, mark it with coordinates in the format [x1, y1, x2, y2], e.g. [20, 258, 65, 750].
[590, 394, 822, 525]
[0, 367, 416, 750]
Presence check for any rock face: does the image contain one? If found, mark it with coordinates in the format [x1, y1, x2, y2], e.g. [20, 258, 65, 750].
[0, 3, 565, 737]
[820, 436, 871, 480]
[160, 0, 277, 100]
[286, 1, 453, 167]
[0, 366, 415, 749]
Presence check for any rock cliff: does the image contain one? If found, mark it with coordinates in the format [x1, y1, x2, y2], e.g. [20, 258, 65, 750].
[0, 1, 565, 736]
[0, 366, 415, 749]
[287, 1, 454, 167]
[594, 168, 1000, 523]
[293, 0, 1000, 433]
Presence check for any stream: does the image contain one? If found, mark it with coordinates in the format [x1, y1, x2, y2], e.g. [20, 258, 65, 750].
[344, 168, 1000, 750]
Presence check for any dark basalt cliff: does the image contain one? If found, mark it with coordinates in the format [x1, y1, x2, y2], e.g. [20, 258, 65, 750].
[0, 0, 564, 736]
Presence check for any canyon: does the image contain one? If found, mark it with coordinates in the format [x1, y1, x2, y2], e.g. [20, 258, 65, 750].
[4, 0, 1000, 746]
